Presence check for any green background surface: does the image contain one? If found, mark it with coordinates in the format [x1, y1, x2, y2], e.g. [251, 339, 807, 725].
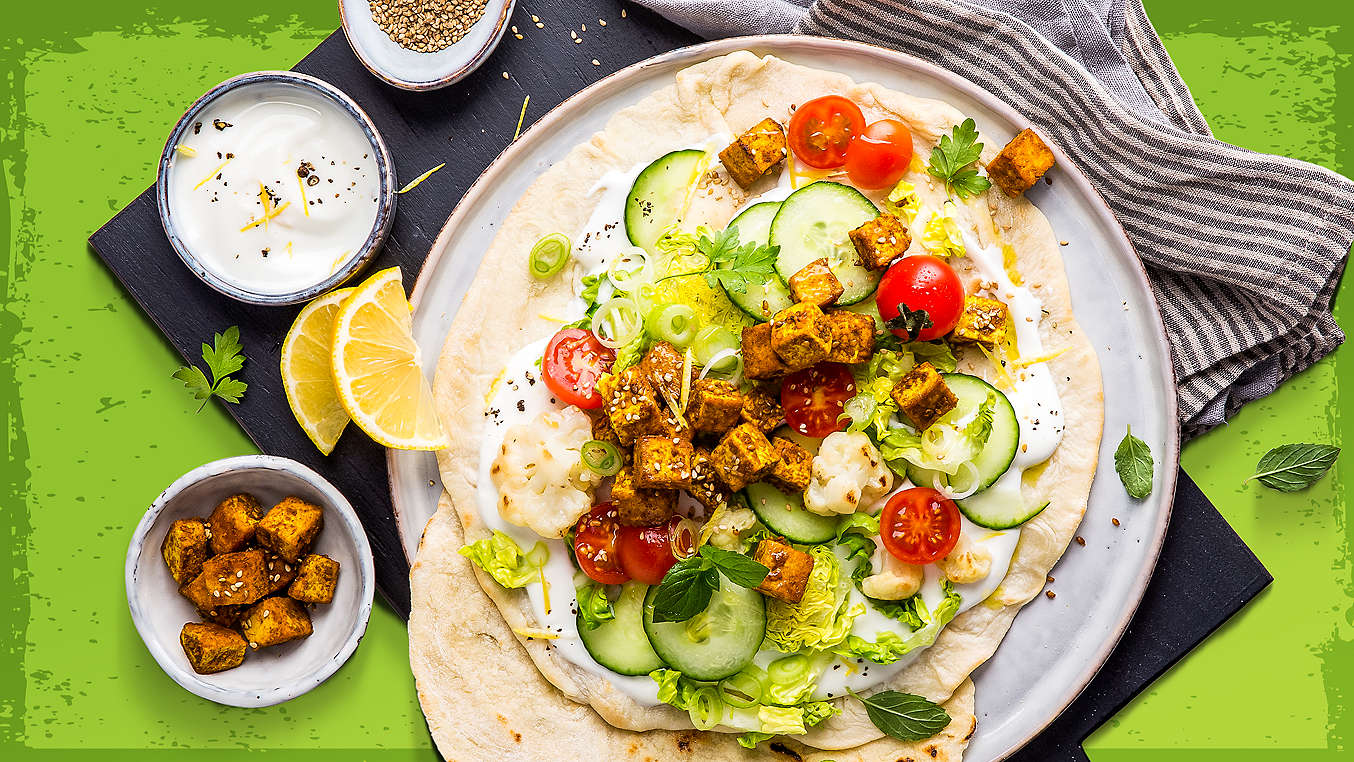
[1, 1, 1349, 759]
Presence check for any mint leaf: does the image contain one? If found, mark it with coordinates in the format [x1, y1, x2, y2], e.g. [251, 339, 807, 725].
[1246, 443, 1339, 492]
[926, 119, 993, 200]
[698, 545, 769, 588]
[1114, 426, 1153, 499]
[649, 556, 718, 623]
[849, 689, 951, 742]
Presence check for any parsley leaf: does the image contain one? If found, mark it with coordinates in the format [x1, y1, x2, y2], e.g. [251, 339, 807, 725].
[849, 689, 951, 742]
[1113, 425, 1154, 499]
[1245, 443, 1339, 492]
[649, 545, 769, 623]
[173, 325, 249, 412]
[926, 118, 993, 199]
[698, 227, 779, 295]
[884, 303, 933, 342]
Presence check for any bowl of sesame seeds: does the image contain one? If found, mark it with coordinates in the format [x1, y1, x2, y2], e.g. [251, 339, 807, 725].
[340, 0, 516, 90]
[124, 455, 375, 707]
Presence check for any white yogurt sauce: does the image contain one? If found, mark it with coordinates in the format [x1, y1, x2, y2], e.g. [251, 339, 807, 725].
[166, 82, 380, 295]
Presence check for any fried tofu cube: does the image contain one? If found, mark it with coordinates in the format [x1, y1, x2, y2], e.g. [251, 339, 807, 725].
[590, 411, 623, 449]
[197, 603, 247, 629]
[161, 518, 210, 585]
[741, 322, 789, 380]
[770, 303, 832, 370]
[288, 554, 341, 604]
[825, 310, 878, 364]
[788, 258, 844, 307]
[648, 405, 693, 442]
[768, 437, 813, 494]
[256, 497, 324, 563]
[598, 366, 663, 446]
[849, 213, 911, 270]
[710, 423, 780, 492]
[200, 548, 271, 605]
[240, 597, 313, 649]
[988, 128, 1056, 197]
[180, 622, 247, 674]
[262, 552, 299, 595]
[179, 572, 216, 611]
[686, 379, 744, 434]
[688, 447, 732, 511]
[634, 435, 695, 490]
[890, 362, 958, 431]
[740, 383, 785, 432]
[753, 537, 815, 603]
[719, 117, 787, 189]
[641, 341, 693, 404]
[207, 493, 264, 555]
[950, 295, 1010, 348]
[612, 466, 677, 526]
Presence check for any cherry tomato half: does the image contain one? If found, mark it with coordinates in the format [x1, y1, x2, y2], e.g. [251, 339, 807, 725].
[788, 96, 866, 169]
[543, 327, 615, 409]
[876, 255, 965, 341]
[879, 487, 962, 565]
[781, 362, 856, 438]
[845, 119, 915, 190]
[572, 503, 630, 584]
[617, 516, 697, 585]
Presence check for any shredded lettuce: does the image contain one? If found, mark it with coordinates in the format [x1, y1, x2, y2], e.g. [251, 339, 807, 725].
[652, 668, 838, 743]
[764, 545, 862, 653]
[908, 340, 958, 373]
[921, 201, 967, 257]
[458, 531, 547, 589]
[834, 581, 963, 664]
[563, 273, 607, 331]
[737, 702, 838, 748]
[575, 583, 615, 630]
[835, 512, 880, 543]
[886, 180, 923, 223]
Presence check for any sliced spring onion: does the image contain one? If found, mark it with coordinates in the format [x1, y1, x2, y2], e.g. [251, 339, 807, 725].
[694, 326, 740, 371]
[647, 303, 700, 348]
[696, 348, 744, 387]
[580, 440, 623, 476]
[607, 246, 652, 292]
[670, 517, 699, 560]
[523, 542, 550, 568]
[767, 654, 810, 685]
[528, 233, 571, 279]
[718, 669, 766, 709]
[688, 686, 725, 731]
[931, 461, 981, 500]
[592, 296, 644, 349]
[842, 394, 877, 428]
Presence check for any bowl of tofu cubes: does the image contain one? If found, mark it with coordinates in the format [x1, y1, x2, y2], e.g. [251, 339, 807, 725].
[124, 454, 374, 707]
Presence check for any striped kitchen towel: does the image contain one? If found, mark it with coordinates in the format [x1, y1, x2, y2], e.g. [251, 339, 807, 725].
[633, 0, 1354, 439]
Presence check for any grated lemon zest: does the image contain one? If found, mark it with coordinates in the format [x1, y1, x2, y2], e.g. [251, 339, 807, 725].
[239, 201, 291, 232]
[193, 158, 232, 190]
[679, 346, 693, 413]
[513, 95, 530, 141]
[485, 368, 507, 404]
[328, 250, 352, 275]
[511, 626, 560, 640]
[1000, 243, 1025, 286]
[541, 567, 552, 614]
[174, 144, 197, 157]
[398, 163, 445, 194]
[676, 151, 713, 227]
[297, 176, 310, 217]
[537, 313, 569, 324]
[1013, 346, 1070, 368]
[979, 344, 1016, 390]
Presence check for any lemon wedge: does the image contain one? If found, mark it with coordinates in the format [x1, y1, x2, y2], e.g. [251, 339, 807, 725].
[280, 288, 354, 455]
[331, 267, 450, 450]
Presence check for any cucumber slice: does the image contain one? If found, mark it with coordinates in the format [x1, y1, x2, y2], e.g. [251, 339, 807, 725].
[723, 202, 794, 322]
[906, 374, 1020, 497]
[954, 472, 1050, 530]
[770, 181, 881, 305]
[625, 149, 706, 252]
[578, 582, 666, 676]
[745, 482, 839, 544]
[643, 576, 765, 681]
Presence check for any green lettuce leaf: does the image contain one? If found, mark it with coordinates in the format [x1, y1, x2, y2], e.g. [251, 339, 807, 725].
[833, 581, 964, 663]
[458, 531, 547, 589]
[576, 583, 615, 630]
[765, 545, 863, 652]
[737, 701, 839, 748]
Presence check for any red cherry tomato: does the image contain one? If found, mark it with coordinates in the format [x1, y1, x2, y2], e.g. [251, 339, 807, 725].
[788, 96, 866, 169]
[572, 503, 630, 584]
[876, 255, 965, 341]
[617, 516, 697, 585]
[543, 328, 615, 409]
[845, 119, 915, 190]
[879, 488, 962, 565]
[781, 363, 856, 438]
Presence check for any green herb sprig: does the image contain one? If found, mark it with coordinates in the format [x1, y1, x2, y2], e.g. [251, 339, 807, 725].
[649, 545, 769, 623]
[849, 689, 951, 742]
[1113, 425, 1154, 499]
[1245, 443, 1339, 492]
[172, 325, 248, 412]
[926, 118, 992, 199]
[695, 227, 779, 295]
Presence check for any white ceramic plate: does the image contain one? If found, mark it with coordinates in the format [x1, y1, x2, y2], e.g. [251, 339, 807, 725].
[389, 36, 1179, 760]
[126, 455, 375, 707]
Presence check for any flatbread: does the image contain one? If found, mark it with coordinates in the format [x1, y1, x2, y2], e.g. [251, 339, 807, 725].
[409, 50, 1102, 758]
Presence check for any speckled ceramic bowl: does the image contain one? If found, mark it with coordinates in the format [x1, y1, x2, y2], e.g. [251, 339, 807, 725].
[339, 0, 515, 90]
[125, 455, 375, 707]
[155, 71, 396, 306]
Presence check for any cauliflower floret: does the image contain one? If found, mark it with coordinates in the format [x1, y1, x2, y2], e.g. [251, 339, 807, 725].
[704, 505, 757, 551]
[491, 407, 599, 538]
[936, 532, 992, 584]
[803, 431, 893, 516]
[861, 536, 924, 600]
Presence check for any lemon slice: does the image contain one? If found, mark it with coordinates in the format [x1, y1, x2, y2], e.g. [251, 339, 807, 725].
[281, 288, 354, 455]
[331, 267, 450, 450]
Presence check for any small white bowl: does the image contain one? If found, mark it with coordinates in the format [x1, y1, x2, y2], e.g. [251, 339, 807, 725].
[339, 0, 515, 90]
[125, 455, 375, 708]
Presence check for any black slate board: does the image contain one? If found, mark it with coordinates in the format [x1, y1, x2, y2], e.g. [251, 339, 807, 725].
[88, 3, 1271, 756]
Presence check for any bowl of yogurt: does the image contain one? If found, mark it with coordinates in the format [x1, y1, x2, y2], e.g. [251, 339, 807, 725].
[156, 72, 396, 305]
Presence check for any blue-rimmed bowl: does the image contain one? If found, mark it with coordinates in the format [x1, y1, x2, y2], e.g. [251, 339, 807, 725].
[155, 71, 396, 306]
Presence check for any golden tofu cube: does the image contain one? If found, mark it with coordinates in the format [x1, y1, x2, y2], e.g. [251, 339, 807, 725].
[688, 447, 732, 511]
[950, 295, 1010, 347]
[710, 423, 780, 492]
[770, 303, 833, 370]
[686, 379, 743, 434]
[196, 603, 246, 629]
[240, 597, 313, 649]
[849, 213, 911, 270]
[612, 466, 676, 527]
[200, 548, 271, 605]
[634, 435, 695, 490]
[207, 493, 264, 555]
[598, 366, 663, 446]
[262, 552, 299, 596]
[288, 554, 341, 604]
[256, 497, 324, 563]
[788, 258, 844, 307]
[740, 383, 785, 432]
[740, 322, 789, 380]
[590, 411, 624, 451]
[987, 128, 1056, 197]
[719, 117, 787, 189]
[161, 517, 210, 585]
[179, 572, 215, 611]
[647, 405, 693, 442]
[768, 437, 813, 494]
[180, 622, 247, 674]
[890, 362, 958, 431]
[641, 341, 693, 404]
[753, 537, 815, 603]
[825, 310, 878, 364]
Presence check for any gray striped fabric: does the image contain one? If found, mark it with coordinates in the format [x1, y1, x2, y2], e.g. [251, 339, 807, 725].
[634, 0, 1354, 439]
